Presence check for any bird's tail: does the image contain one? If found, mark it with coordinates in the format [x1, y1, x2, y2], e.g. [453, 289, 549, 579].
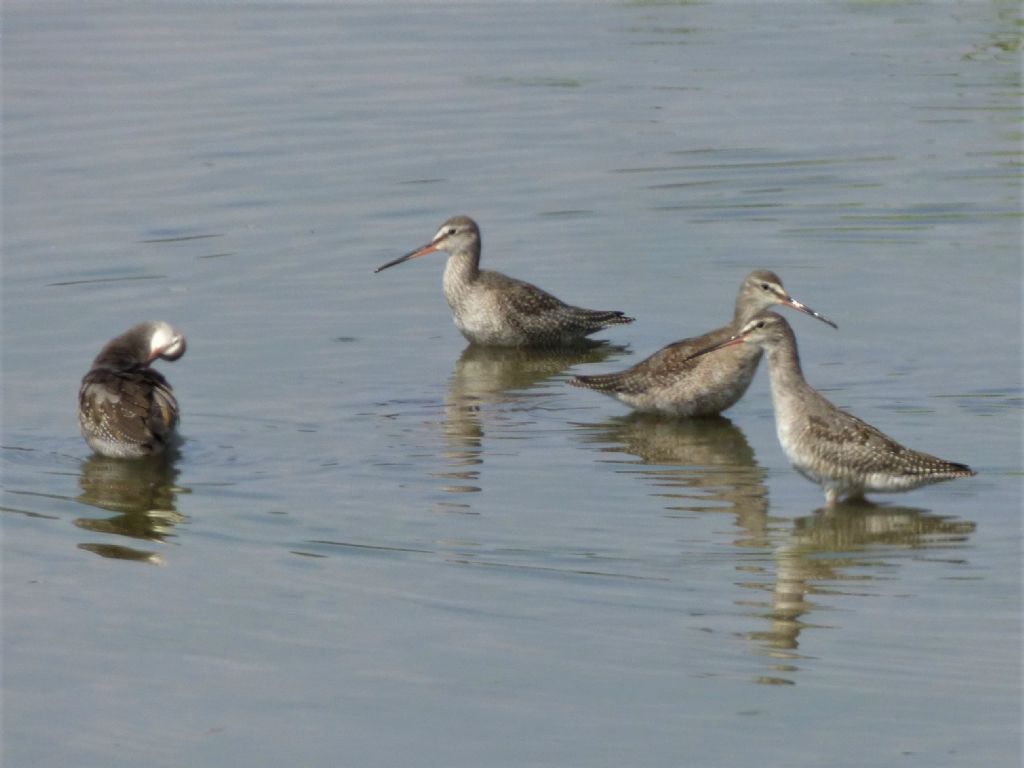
[568, 372, 624, 392]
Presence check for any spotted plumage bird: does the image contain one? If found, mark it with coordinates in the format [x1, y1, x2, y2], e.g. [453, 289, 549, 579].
[375, 215, 633, 347]
[78, 321, 186, 458]
[688, 311, 974, 505]
[569, 270, 836, 416]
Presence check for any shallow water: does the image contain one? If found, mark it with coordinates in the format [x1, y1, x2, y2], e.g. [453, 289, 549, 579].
[3, 2, 1021, 766]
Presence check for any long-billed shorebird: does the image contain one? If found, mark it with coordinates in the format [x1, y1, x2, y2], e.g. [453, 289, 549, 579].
[375, 215, 633, 347]
[687, 311, 974, 505]
[569, 270, 836, 416]
[79, 321, 186, 459]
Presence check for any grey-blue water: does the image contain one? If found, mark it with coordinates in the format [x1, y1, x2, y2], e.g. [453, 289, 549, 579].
[3, 2, 1021, 766]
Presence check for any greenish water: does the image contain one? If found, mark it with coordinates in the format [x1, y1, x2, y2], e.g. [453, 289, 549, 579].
[3, 2, 1020, 766]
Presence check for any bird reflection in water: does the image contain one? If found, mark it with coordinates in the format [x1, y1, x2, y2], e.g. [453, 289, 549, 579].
[573, 413, 770, 536]
[746, 501, 976, 685]
[437, 342, 627, 513]
[571, 415, 977, 686]
[75, 451, 188, 564]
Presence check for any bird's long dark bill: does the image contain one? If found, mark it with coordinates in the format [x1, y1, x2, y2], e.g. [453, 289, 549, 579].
[374, 242, 440, 273]
[685, 335, 746, 363]
[785, 297, 837, 329]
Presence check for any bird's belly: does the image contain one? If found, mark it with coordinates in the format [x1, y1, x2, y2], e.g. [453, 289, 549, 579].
[775, 418, 844, 488]
[84, 435, 152, 459]
[862, 472, 927, 493]
[449, 293, 523, 346]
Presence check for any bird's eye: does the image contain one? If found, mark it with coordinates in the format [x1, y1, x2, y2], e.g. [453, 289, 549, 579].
[755, 321, 765, 328]
[447, 228, 456, 235]
[760, 283, 770, 291]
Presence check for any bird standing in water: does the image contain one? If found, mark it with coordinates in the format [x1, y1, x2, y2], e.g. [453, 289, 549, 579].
[79, 320, 186, 459]
[375, 216, 633, 347]
[569, 270, 836, 416]
[687, 311, 974, 506]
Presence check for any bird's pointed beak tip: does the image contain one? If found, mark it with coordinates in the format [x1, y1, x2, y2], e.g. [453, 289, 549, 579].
[374, 241, 440, 274]
[787, 298, 837, 329]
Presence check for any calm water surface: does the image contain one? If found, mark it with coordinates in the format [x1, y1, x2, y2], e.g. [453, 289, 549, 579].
[3, 2, 1021, 766]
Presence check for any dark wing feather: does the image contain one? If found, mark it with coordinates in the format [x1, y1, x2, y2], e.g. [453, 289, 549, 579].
[804, 406, 972, 479]
[570, 327, 734, 393]
[79, 368, 178, 454]
[481, 270, 632, 341]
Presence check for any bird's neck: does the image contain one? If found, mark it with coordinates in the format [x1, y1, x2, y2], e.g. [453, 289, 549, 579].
[92, 342, 147, 372]
[763, 336, 812, 417]
[732, 296, 761, 327]
[443, 247, 480, 291]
